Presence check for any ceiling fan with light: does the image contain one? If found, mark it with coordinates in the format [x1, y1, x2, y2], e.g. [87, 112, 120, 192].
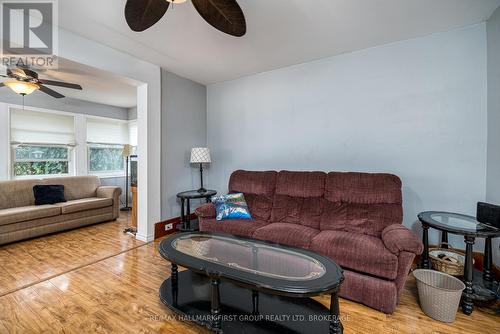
[0, 67, 83, 98]
[125, 0, 246, 37]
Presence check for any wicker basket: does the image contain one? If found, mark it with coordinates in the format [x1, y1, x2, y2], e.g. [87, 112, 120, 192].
[413, 269, 465, 323]
[429, 243, 467, 276]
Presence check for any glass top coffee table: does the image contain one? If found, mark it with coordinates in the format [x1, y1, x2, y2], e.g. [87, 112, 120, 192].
[158, 232, 344, 333]
[418, 211, 500, 315]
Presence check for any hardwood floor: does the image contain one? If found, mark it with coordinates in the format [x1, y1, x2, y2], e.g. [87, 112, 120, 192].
[0, 213, 144, 297]
[0, 214, 498, 333]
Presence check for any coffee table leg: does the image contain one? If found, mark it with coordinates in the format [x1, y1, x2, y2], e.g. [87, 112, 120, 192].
[171, 264, 178, 305]
[421, 225, 430, 269]
[252, 290, 259, 315]
[211, 278, 221, 331]
[462, 236, 475, 315]
[329, 291, 343, 334]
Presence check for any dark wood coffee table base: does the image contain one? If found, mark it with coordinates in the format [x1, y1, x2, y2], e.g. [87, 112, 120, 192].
[159, 270, 343, 333]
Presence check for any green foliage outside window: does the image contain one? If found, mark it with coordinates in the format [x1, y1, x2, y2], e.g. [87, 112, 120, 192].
[13, 145, 70, 177]
[89, 147, 124, 172]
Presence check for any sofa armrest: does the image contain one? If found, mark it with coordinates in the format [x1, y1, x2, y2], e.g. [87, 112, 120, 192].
[382, 224, 423, 255]
[97, 186, 122, 220]
[195, 203, 216, 219]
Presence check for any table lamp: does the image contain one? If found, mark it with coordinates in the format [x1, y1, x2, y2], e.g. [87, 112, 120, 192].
[190, 147, 211, 193]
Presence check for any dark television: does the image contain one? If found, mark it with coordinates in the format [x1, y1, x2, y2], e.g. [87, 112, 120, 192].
[130, 155, 138, 187]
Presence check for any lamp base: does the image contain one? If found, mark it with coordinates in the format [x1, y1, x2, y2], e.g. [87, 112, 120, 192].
[197, 188, 207, 193]
[120, 206, 132, 212]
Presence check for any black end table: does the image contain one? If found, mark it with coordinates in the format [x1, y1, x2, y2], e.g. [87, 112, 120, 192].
[177, 190, 216, 232]
[418, 211, 500, 315]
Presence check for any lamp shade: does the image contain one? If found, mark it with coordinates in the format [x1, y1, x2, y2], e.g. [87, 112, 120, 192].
[122, 144, 133, 157]
[190, 147, 211, 164]
[5, 80, 39, 95]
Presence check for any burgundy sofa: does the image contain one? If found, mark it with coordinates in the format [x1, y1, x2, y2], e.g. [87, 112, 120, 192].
[195, 170, 423, 314]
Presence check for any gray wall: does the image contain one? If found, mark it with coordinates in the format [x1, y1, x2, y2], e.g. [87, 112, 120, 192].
[101, 176, 130, 208]
[0, 90, 130, 120]
[161, 70, 207, 220]
[207, 25, 493, 261]
[487, 7, 500, 204]
[128, 107, 137, 120]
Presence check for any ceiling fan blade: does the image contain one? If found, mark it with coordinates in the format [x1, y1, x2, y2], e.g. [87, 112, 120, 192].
[38, 85, 65, 98]
[125, 0, 169, 32]
[191, 0, 246, 37]
[38, 79, 82, 90]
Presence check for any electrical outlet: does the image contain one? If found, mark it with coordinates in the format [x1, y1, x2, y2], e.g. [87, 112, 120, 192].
[165, 223, 173, 231]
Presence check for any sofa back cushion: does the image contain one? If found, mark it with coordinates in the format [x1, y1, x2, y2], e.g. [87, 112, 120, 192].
[321, 172, 403, 237]
[41, 176, 101, 201]
[229, 170, 277, 221]
[0, 179, 43, 210]
[271, 171, 326, 229]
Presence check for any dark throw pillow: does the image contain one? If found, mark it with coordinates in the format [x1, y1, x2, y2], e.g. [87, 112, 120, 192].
[33, 185, 67, 205]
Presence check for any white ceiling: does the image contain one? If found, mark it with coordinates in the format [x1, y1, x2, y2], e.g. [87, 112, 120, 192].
[1, 58, 138, 108]
[59, 0, 500, 85]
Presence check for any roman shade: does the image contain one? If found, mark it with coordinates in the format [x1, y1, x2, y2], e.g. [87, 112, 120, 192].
[10, 108, 75, 145]
[86, 117, 129, 145]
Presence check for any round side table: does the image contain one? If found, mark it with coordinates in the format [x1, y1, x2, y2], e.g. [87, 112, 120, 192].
[418, 211, 500, 315]
[177, 190, 217, 232]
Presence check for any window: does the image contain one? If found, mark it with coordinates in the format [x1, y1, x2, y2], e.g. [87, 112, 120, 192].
[10, 108, 75, 178]
[88, 145, 124, 173]
[13, 145, 71, 177]
[86, 117, 132, 176]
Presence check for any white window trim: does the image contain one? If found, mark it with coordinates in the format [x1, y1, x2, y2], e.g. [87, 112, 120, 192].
[87, 143, 126, 178]
[10, 143, 75, 180]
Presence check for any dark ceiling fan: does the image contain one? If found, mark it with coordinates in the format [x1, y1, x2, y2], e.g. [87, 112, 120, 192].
[0, 67, 82, 98]
[125, 0, 246, 37]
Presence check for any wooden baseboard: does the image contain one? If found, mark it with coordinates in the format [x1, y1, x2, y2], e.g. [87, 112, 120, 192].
[414, 246, 500, 280]
[154, 213, 197, 239]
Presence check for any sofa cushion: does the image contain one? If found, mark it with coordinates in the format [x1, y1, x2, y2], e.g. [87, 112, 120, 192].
[229, 170, 277, 221]
[0, 207, 112, 234]
[0, 205, 61, 226]
[57, 197, 113, 214]
[42, 176, 101, 201]
[275, 171, 326, 197]
[199, 218, 268, 238]
[271, 196, 324, 229]
[311, 230, 399, 280]
[253, 223, 320, 249]
[271, 171, 326, 229]
[0, 179, 43, 210]
[321, 172, 403, 236]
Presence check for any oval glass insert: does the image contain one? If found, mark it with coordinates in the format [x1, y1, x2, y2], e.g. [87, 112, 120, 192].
[429, 213, 479, 231]
[172, 234, 326, 281]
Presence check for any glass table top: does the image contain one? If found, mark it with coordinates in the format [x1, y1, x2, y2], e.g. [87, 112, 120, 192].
[419, 211, 500, 237]
[171, 234, 326, 281]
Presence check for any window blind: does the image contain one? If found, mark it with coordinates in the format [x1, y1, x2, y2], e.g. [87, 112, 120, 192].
[10, 108, 75, 145]
[86, 117, 130, 145]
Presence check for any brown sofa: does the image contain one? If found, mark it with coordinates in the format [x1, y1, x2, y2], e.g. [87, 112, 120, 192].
[0, 176, 121, 245]
[195, 170, 423, 314]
